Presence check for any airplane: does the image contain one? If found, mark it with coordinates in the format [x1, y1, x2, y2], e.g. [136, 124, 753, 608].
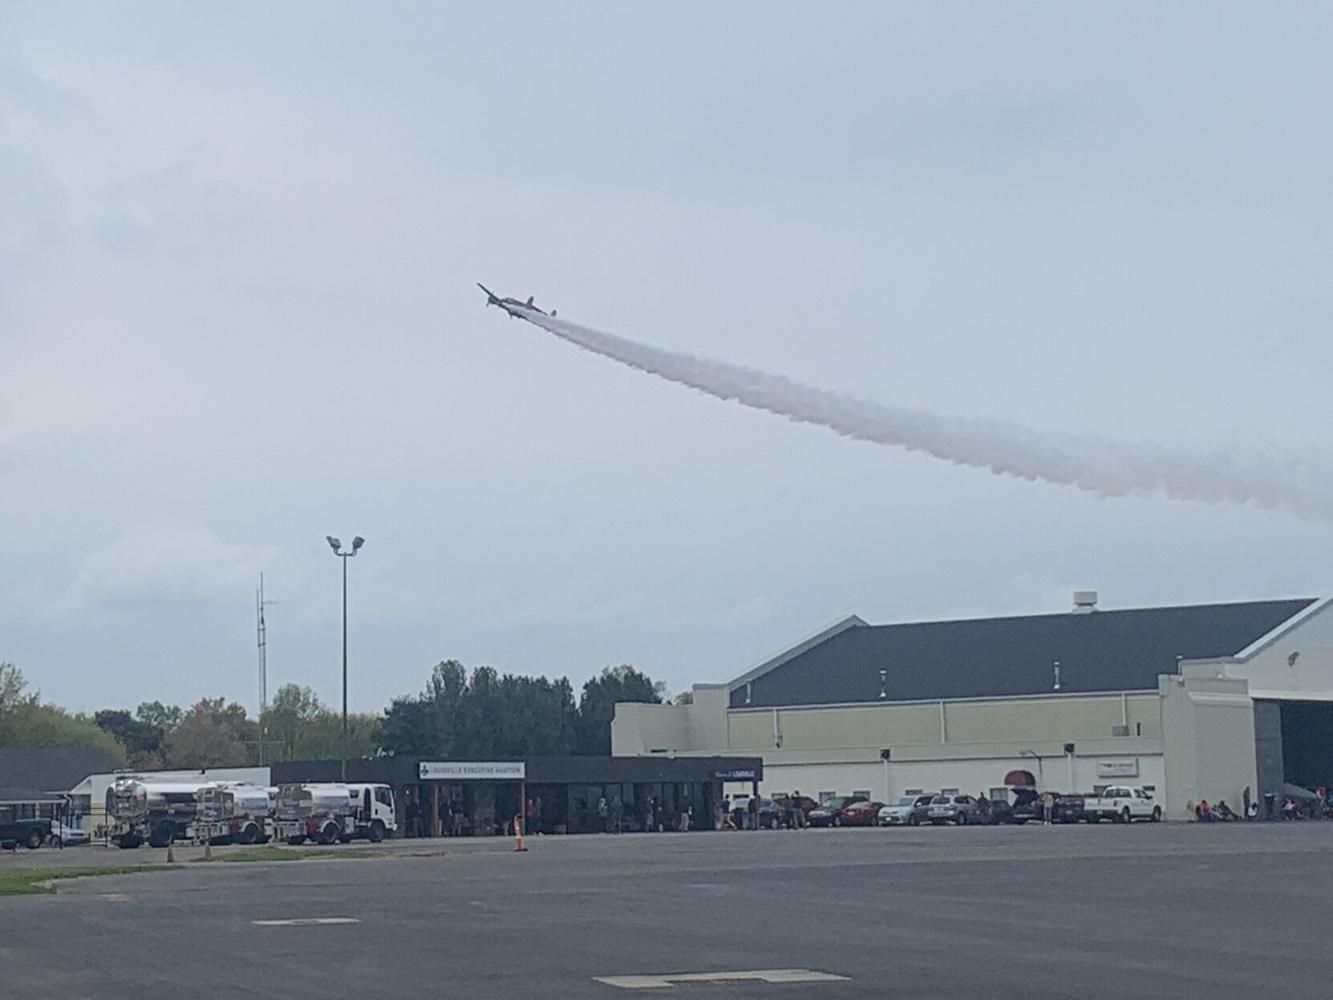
[477, 283, 556, 319]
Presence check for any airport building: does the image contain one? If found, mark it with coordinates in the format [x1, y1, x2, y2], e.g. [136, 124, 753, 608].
[611, 593, 1333, 819]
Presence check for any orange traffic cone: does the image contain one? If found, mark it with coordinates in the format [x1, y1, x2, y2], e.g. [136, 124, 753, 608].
[512, 814, 527, 853]
[165, 843, 176, 864]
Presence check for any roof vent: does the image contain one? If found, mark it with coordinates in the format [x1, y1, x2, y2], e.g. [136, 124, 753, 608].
[1072, 590, 1098, 614]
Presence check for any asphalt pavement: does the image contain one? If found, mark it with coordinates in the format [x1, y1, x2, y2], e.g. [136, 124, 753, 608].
[2, 822, 1331, 999]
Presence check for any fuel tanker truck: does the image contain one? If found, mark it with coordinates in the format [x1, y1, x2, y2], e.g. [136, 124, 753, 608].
[107, 778, 274, 848]
[274, 783, 396, 845]
[195, 784, 276, 845]
[106, 778, 220, 848]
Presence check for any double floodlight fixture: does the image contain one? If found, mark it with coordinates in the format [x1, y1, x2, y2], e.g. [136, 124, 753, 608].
[326, 535, 366, 556]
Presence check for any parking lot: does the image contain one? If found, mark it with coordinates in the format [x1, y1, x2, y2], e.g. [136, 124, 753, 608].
[3, 822, 1331, 999]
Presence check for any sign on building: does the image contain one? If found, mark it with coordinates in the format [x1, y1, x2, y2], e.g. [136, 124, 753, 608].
[1096, 759, 1139, 778]
[418, 761, 526, 781]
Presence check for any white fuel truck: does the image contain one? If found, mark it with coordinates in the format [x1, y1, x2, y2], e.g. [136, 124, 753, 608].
[273, 783, 396, 845]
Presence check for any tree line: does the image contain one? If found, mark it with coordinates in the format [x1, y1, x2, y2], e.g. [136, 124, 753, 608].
[0, 659, 663, 769]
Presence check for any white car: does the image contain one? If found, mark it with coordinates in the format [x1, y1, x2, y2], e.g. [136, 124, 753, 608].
[49, 821, 89, 844]
[876, 794, 933, 827]
[1083, 786, 1161, 823]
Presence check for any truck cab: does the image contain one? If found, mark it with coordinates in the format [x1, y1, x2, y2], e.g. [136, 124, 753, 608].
[346, 783, 397, 842]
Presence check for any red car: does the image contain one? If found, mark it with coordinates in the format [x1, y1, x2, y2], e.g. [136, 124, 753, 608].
[838, 800, 885, 827]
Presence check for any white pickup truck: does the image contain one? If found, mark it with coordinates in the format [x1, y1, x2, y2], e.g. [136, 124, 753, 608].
[1083, 785, 1162, 823]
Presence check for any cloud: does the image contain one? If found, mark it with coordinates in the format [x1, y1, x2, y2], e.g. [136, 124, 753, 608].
[64, 527, 276, 609]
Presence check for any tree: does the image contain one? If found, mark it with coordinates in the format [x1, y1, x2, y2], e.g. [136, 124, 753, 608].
[94, 709, 167, 767]
[160, 697, 256, 768]
[0, 662, 26, 716]
[379, 660, 580, 759]
[0, 662, 127, 762]
[135, 701, 184, 733]
[575, 665, 662, 755]
[259, 683, 380, 761]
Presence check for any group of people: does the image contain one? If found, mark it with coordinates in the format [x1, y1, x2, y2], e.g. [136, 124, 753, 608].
[1192, 784, 1333, 822]
[590, 794, 691, 833]
[718, 792, 810, 830]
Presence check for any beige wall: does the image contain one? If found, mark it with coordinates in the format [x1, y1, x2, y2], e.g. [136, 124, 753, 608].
[1217, 599, 1333, 701]
[723, 692, 1156, 754]
[1160, 669, 1257, 819]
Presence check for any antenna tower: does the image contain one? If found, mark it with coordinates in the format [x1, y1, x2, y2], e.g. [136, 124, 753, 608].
[257, 573, 278, 716]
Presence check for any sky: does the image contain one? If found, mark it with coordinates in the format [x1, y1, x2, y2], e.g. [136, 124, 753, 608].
[3, 2, 1332, 717]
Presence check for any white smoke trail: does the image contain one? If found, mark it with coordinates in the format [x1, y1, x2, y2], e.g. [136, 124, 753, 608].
[516, 309, 1333, 522]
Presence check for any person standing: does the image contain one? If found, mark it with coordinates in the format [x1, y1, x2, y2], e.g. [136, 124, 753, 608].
[597, 795, 609, 833]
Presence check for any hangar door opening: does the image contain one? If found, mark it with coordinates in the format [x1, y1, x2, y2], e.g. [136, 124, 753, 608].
[1279, 701, 1333, 792]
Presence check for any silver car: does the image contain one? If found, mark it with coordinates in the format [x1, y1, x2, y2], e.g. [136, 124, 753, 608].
[927, 794, 984, 826]
[876, 794, 933, 827]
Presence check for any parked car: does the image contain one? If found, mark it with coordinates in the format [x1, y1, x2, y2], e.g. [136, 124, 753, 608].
[877, 794, 935, 827]
[806, 795, 869, 828]
[1083, 786, 1161, 823]
[757, 795, 819, 829]
[51, 821, 89, 845]
[927, 794, 986, 826]
[839, 801, 884, 827]
[0, 818, 49, 850]
[1000, 787, 1084, 824]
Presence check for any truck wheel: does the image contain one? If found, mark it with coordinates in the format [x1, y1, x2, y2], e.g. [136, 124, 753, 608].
[1120, 807, 1132, 824]
[319, 823, 340, 846]
[286, 835, 306, 846]
[25, 828, 44, 850]
[148, 822, 175, 849]
[238, 824, 259, 845]
[1087, 814, 1100, 823]
[367, 820, 385, 844]
[1151, 807, 1162, 823]
[908, 814, 920, 827]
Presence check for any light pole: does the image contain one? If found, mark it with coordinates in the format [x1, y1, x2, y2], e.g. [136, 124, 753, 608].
[326, 534, 365, 781]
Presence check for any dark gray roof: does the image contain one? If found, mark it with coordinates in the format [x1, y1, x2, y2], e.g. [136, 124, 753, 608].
[0, 748, 124, 794]
[731, 598, 1318, 709]
[0, 786, 66, 805]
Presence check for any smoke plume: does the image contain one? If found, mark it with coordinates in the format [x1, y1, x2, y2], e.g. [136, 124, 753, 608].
[517, 310, 1333, 522]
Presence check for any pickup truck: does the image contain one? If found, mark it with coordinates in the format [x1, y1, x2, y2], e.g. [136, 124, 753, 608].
[0, 819, 49, 850]
[1083, 785, 1162, 823]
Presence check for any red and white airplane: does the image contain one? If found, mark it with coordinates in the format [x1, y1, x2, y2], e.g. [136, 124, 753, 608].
[477, 283, 556, 319]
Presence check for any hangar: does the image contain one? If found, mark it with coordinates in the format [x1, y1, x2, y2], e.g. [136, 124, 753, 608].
[611, 593, 1333, 819]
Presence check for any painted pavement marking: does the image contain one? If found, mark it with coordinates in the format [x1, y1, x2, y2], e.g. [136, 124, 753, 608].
[251, 917, 361, 926]
[595, 969, 850, 989]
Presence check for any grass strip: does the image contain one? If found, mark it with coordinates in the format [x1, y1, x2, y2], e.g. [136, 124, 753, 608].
[0, 865, 172, 896]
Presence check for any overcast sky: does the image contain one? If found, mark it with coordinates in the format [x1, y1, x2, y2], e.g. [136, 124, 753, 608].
[4, 3, 1331, 716]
